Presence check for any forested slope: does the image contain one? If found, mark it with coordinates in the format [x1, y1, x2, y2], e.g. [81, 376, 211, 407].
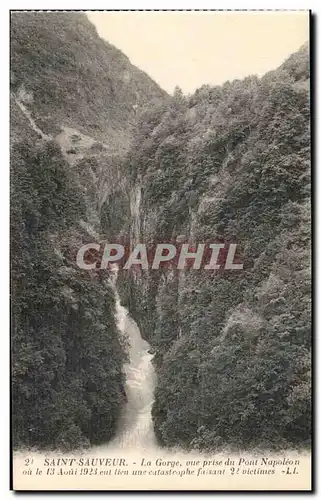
[119, 42, 311, 451]
[10, 12, 166, 450]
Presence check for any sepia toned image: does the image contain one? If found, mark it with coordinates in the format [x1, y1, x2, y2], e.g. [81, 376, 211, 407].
[10, 10, 311, 491]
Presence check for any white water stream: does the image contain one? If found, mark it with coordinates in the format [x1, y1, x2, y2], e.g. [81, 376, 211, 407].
[110, 291, 157, 450]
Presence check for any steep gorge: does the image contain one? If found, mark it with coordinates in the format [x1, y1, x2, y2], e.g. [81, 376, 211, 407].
[11, 11, 311, 454]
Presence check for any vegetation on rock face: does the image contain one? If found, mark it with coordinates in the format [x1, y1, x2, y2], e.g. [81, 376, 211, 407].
[122, 43, 311, 451]
[10, 12, 165, 450]
[10, 12, 166, 145]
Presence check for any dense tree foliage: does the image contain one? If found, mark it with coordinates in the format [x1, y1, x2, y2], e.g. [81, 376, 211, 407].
[11, 11, 168, 450]
[11, 133, 128, 450]
[121, 43, 311, 451]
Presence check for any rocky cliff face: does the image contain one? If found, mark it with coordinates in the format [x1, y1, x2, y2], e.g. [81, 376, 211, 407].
[118, 43, 311, 451]
[10, 12, 167, 450]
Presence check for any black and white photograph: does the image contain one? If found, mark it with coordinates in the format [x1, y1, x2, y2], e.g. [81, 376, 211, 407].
[10, 9, 311, 491]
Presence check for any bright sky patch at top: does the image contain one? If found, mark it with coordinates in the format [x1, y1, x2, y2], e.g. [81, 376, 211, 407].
[87, 11, 309, 94]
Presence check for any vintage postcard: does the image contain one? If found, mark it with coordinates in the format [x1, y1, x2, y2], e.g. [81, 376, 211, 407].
[10, 9, 311, 491]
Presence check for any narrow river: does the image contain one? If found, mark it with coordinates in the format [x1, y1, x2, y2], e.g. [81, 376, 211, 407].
[110, 291, 157, 449]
